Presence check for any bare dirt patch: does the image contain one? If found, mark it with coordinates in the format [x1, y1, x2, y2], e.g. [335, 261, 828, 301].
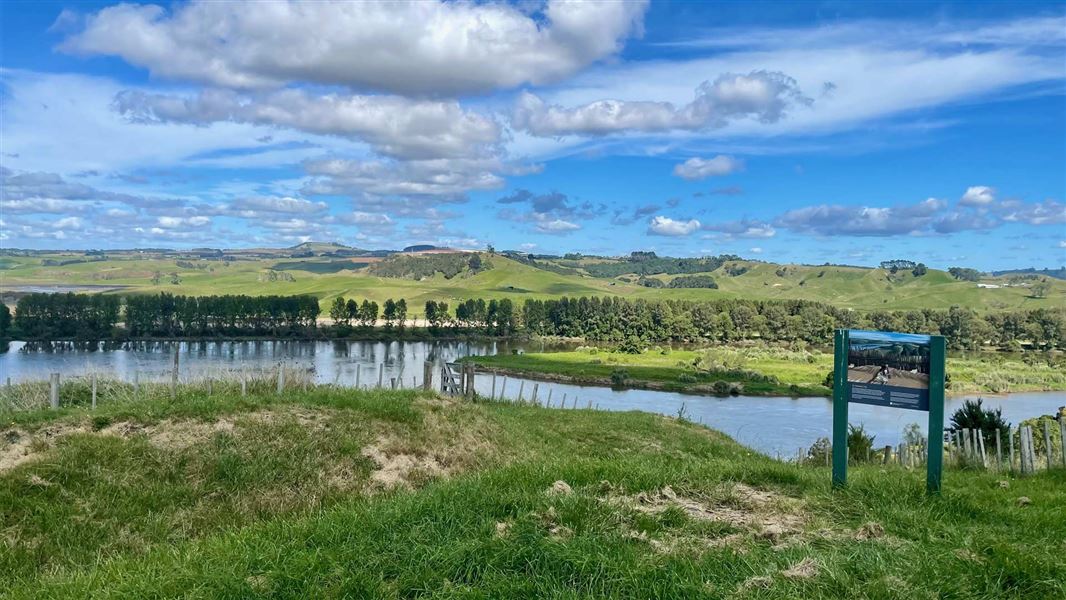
[548, 480, 573, 495]
[604, 481, 807, 553]
[0, 431, 36, 473]
[361, 440, 447, 490]
[1, 424, 91, 474]
[855, 521, 885, 540]
[781, 557, 819, 579]
[0, 406, 340, 474]
[629, 483, 803, 533]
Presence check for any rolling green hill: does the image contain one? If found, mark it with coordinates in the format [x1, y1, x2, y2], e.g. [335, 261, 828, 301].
[1, 250, 1063, 314]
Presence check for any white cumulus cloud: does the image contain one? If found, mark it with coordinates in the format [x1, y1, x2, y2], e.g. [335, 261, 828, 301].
[114, 89, 501, 161]
[960, 185, 996, 206]
[512, 71, 810, 137]
[61, 0, 648, 95]
[673, 155, 744, 180]
[648, 216, 701, 236]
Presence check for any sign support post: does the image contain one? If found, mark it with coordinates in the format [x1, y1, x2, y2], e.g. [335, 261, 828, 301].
[832, 329, 849, 488]
[926, 335, 946, 494]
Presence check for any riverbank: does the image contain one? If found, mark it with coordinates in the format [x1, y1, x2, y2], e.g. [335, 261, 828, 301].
[466, 350, 827, 397]
[2, 384, 1064, 597]
[466, 346, 1066, 398]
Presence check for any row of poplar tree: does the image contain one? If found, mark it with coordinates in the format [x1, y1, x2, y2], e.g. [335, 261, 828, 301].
[7, 291, 1065, 350]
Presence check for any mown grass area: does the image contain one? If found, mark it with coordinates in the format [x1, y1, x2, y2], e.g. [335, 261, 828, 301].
[467, 345, 1066, 396]
[4, 252, 1064, 313]
[2, 384, 1064, 598]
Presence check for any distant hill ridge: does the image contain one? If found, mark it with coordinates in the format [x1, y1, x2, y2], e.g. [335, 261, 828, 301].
[991, 267, 1066, 281]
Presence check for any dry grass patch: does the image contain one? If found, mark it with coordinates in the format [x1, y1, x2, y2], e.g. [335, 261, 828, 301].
[618, 482, 805, 539]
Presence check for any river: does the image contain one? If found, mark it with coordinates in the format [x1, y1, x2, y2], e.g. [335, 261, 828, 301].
[2, 340, 1061, 458]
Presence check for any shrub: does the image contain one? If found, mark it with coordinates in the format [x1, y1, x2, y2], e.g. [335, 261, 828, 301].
[711, 380, 731, 396]
[950, 398, 1010, 446]
[617, 336, 644, 355]
[847, 424, 876, 463]
[610, 369, 630, 386]
[805, 437, 831, 465]
[678, 373, 697, 384]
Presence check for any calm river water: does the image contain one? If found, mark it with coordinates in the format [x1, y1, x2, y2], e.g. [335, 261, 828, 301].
[2, 340, 1062, 457]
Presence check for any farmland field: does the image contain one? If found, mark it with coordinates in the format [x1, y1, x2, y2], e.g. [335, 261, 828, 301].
[2, 249, 1062, 314]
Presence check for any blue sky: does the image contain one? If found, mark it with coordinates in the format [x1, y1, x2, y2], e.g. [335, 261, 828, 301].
[1, 0, 1064, 270]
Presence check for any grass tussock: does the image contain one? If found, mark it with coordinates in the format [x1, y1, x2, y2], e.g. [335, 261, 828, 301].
[1, 384, 1064, 598]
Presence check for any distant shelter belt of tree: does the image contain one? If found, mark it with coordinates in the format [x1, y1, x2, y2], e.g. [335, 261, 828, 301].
[3, 292, 1064, 351]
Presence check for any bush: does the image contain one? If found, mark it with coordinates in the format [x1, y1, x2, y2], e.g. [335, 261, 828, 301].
[848, 424, 876, 463]
[950, 398, 1010, 446]
[711, 380, 731, 396]
[805, 437, 831, 465]
[610, 369, 630, 386]
[617, 336, 644, 355]
[678, 373, 697, 384]
[667, 275, 718, 289]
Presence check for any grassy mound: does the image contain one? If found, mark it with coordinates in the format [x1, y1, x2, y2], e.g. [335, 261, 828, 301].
[2, 387, 1064, 598]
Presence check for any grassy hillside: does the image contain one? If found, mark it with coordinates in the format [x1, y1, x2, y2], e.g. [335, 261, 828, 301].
[2, 251, 1063, 313]
[1, 383, 1063, 597]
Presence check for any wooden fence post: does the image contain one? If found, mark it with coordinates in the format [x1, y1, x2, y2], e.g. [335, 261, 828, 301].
[1021, 426, 1032, 474]
[1008, 427, 1016, 473]
[171, 349, 179, 400]
[977, 432, 987, 468]
[1019, 427, 1026, 474]
[465, 364, 475, 400]
[277, 365, 285, 394]
[531, 383, 538, 404]
[49, 372, 60, 409]
[995, 429, 1002, 471]
[490, 372, 496, 400]
[882, 445, 891, 465]
[499, 376, 507, 400]
[1043, 421, 1053, 471]
[517, 381, 524, 402]
[423, 362, 433, 392]
[241, 370, 247, 396]
[546, 388, 552, 407]
[355, 367, 361, 389]
[1060, 419, 1066, 469]
[133, 371, 140, 396]
[91, 373, 98, 410]
[377, 364, 384, 389]
[1029, 425, 1037, 473]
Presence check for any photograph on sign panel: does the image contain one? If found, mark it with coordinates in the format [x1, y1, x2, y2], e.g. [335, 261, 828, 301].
[847, 331, 930, 390]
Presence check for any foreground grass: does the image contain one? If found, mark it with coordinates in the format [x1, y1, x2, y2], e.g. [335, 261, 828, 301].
[468, 345, 1066, 397]
[2, 386, 1064, 598]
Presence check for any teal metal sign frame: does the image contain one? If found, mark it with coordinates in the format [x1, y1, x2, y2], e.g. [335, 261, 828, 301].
[832, 329, 947, 494]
